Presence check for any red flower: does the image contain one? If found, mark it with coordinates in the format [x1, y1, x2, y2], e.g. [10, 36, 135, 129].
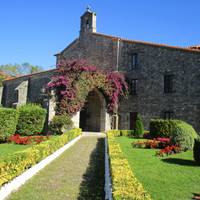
[8, 134, 49, 145]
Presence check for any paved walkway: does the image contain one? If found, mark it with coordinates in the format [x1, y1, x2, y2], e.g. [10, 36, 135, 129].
[8, 133, 105, 200]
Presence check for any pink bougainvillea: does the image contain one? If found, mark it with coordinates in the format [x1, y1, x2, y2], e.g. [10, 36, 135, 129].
[47, 59, 128, 115]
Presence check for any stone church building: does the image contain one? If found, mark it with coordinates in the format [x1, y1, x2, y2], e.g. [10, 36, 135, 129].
[1, 9, 200, 132]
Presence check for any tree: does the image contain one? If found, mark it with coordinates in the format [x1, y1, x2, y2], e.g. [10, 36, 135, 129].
[0, 63, 43, 76]
[0, 71, 10, 86]
[134, 114, 144, 138]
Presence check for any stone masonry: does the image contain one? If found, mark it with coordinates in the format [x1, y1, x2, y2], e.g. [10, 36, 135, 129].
[2, 9, 200, 132]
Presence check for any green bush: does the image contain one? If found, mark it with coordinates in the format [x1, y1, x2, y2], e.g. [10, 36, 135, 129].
[193, 137, 200, 165]
[107, 130, 151, 200]
[150, 119, 172, 138]
[120, 130, 134, 137]
[171, 121, 197, 151]
[134, 114, 144, 138]
[49, 114, 73, 135]
[0, 128, 82, 186]
[0, 108, 19, 142]
[16, 104, 47, 136]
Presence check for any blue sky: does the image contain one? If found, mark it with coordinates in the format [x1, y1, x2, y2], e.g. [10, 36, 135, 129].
[0, 0, 199, 69]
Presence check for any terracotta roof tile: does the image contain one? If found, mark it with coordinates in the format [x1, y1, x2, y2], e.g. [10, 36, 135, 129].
[188, 45, 200, 50]
[3, 69, 57, 82]
[92, 32, 200, 53]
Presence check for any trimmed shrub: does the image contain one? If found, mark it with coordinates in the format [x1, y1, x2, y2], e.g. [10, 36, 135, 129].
[0, 128, 82, 186]
[16, 104, 47, 136]
[193, 137, 200, 165]
[150, 119, 172, 138]
[108, 130, 121, 137]
[107, 130, 151, 200]
[49, 114, 73, 135]
[134, 114, 144, 138]
[0, 108, 19, 142]
[171, 121, 197, 151]
[120, 130, 134, 137]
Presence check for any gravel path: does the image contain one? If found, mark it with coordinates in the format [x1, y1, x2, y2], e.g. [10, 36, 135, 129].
[8, 134, 105, 200]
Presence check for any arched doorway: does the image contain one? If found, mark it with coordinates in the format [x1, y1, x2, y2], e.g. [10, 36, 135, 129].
[79, 90, 105, 132]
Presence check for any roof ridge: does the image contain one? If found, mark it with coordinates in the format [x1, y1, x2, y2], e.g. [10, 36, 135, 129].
[92, 32, 200, 53]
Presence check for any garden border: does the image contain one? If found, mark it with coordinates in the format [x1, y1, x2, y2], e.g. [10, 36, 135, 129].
[0, 134, 82, 200]
[104, 136, 112, 200]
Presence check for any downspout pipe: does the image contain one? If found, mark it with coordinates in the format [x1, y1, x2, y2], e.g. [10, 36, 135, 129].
[116, 38, 120, 72]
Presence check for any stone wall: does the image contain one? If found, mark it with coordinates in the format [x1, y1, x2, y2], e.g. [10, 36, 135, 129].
[2, 70, 55, 107]
[59, 32, 200, 132]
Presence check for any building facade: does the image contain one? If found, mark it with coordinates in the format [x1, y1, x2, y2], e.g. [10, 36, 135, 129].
[1, 10, 200, 132]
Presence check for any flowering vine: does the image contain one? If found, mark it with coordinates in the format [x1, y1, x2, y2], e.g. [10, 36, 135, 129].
[47, 59, 128, 115]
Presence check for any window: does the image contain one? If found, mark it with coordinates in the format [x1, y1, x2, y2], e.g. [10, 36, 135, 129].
[131, 53, 138, 69]
[130, 79, 138, 95]
[164, 111, 174, 119]
[86, 19, 90, 29]
[164, 75, 174, 93]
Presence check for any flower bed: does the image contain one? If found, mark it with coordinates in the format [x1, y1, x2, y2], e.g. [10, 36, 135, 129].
[132, 137, 183, 157]
[156, 145, 181, 157]
[107, 130, 151, 200]
[132, 137, 170, 149]
[0, 128, 81, 186]
[8, 134, 50, 145]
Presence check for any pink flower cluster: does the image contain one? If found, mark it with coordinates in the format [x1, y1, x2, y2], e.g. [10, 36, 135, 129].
[46, 59, 128, 115]
[107, 71, 128, 112]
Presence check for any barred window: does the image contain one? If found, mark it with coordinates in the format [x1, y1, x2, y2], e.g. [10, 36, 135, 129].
[164, 75, 174, 93]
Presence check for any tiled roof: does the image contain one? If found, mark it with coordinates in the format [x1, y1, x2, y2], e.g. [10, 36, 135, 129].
[92, 32, 200, 53]
[0, 71, 12, 80]
[188, 45, 200, 50]
[3, 69, 57, 82]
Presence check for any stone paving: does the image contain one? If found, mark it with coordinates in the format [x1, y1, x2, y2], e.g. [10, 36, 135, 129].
[8, 133, 105, 200]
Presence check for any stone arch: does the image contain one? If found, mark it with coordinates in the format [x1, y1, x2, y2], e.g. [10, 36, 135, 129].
[79, 89, 110, 132]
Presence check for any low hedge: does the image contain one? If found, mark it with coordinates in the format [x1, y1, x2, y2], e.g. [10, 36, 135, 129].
[0, 128, 82, 186]
[0, 108, 19, 142]
[16, 104, 47, 136]
[110, 130, 134, 137]
[107, 130, 151, 200]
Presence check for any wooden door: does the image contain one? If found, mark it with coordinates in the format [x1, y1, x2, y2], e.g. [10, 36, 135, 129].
[130, 112, 138, 130]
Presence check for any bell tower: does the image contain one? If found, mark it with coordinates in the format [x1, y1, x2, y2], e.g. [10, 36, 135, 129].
[80, 6, 96, 36]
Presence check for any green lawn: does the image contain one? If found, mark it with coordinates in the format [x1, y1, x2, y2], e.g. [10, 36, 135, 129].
[115, 137, 200, 200]
[0, 143, 30, 160]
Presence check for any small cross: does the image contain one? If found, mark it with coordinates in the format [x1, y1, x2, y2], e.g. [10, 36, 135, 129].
[86, 5, 92, 12]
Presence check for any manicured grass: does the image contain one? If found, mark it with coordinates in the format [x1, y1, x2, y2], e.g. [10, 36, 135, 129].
[115, 136, 200, 200]
[0, 143, 30, 160]
[7, 135, 105, 200]
[0, 136, 59, 160]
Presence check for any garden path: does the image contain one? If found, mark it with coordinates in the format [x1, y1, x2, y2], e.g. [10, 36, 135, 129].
[8, 133, 105, 200]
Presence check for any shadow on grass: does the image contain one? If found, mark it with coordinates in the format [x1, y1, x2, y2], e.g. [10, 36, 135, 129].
[78, 137, 105, 200]
[162, 158, 198, 166]
[192, 193, 200, 199]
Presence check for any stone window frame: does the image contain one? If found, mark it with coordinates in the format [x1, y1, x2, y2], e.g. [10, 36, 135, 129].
[131, 53, 138, 70]
[130, 79, 138, 95]
[164, 74, 174, 93]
